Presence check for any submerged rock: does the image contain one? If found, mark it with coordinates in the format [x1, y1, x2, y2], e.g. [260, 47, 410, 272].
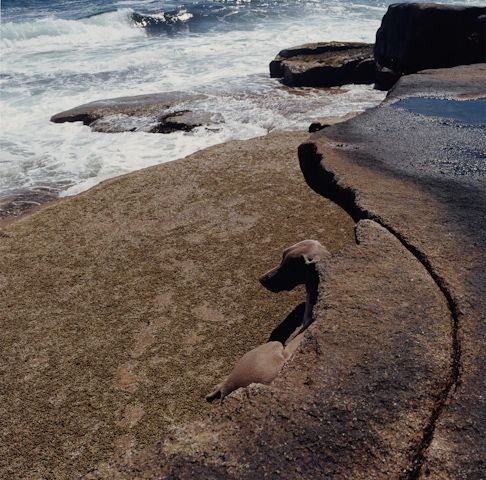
[269, 42, 375, 87]
[149, 110, 223, 134]
[0, 188, 58, 221]
[374, 3, 486, 77]
[51, 92, 223, 133]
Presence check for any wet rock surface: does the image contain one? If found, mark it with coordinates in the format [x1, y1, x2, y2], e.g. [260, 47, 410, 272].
[0, 188, 59, 222]
[51, 92, 222, 133]
[270, 42, 375, 87]
[300, 63, 486, 479]
[374, 4, 486, 77]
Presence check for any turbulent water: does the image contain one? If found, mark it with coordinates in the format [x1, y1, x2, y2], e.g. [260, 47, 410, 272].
[0, 0, 479, 198]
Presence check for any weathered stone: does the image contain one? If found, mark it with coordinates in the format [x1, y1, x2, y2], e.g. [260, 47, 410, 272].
[114, 217, 451, 478]
[0, 189, 58, 222]
[308, 122, 325, 133]
[270, 42, 375, 87]
[50, 92, 222, 134]
[374, 64, 401, 91]
[0, 131, 356, 479]
[149, 110, 223, 134]
[374, 3, 486, 76]
[299, 63, 486, 479]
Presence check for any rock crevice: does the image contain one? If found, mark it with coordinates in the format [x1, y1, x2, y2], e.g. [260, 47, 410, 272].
[297, 64, 486, 479]
[298, 142, 461, 480]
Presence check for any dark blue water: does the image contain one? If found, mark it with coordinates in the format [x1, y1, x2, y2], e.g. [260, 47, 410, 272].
[1, 0, 369, 25]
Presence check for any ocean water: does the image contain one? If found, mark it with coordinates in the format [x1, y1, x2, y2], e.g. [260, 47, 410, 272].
[0, 0, 479, 199]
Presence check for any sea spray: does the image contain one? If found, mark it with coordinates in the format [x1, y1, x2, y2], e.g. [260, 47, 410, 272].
[1, 0, 474, 199]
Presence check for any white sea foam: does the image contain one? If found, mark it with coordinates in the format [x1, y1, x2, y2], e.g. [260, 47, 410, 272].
[1, 1, 390, 199]
[1, 9, 143, 50]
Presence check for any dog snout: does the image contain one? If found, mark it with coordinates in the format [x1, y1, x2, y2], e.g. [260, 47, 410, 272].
[259, 268, 285, 292]
[260, 265, 298, 292]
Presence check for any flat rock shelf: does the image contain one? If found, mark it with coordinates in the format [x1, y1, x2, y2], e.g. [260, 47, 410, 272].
[0, 131, 355, 479]
[50, 92, 223, 134]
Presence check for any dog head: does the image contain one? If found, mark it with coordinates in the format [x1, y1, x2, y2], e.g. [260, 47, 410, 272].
[259, 240, 329, 292]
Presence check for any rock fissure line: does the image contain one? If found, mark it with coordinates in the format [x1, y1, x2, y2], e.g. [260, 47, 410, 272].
[298, 142, 461, 480]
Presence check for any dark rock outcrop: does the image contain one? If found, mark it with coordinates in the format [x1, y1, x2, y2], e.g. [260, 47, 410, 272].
[308, 122, 325, 133]
[270, 42, 375, 87]
[149, 110, 221, 134]
[374, 3, 486, 77]
[51, 92, 223, 133]
[374, 64, 401, 92]
[300, 64, 486, 479]
[308, 112, 360, 133]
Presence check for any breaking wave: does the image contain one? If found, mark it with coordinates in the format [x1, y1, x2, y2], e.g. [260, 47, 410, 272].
[0, 2, 251, 49]
[2, 0, 375, 48]
[130, 9, 196, 35]
[1, 9, 143, 49]
[0, 0, 392, 198]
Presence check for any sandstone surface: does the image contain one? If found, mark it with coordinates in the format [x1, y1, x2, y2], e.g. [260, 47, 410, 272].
[103, 65, 486, 480]
[300, 63, 486, 479]
[80, 69, 486, 478]
[5, 48, 485, 480]
[0, 132, 354, 479]
[112, 217, 451, 479]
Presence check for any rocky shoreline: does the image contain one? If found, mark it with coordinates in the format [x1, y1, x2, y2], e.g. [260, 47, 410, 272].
[2, 3, 486, 479]
[96, 63, 483, 480]
[299, 63, 486, 479]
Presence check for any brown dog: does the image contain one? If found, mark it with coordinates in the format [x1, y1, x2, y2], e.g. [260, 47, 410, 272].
[206, 240, 328, 403]
[259, 239, 329, 329]
[206, 335, 302, 403]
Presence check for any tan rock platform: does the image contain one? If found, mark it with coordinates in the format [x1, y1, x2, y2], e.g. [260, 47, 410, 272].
[116, 218, 450, 479]
[0, 131, 354, 479]
[3, 64, 484, 479]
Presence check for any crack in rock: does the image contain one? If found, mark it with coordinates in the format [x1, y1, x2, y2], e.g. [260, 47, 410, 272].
[298, 141, 462, 480]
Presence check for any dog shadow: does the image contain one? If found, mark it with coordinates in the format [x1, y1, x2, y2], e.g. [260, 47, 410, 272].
[267, 302, 305, 344]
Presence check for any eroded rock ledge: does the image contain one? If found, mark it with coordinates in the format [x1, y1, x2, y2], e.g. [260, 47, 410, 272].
[111, 217, 451, 479]
[102, 65, 486, 480]
[0, 132, 355, 479]
[51, 92, 223, 133]
[299, 64, 486, 479]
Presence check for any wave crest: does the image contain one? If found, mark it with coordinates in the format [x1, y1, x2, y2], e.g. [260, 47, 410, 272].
[1, 9, 142, 49]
